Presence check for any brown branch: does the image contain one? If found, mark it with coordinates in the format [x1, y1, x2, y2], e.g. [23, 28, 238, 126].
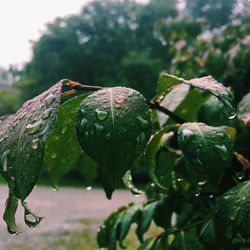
[65, 80, 186, 124]
[147, 101, 186, 124]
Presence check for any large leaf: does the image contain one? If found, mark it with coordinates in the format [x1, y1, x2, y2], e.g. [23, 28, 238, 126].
[0, 79, 87, 234]
[157, 73, 235, 117]
[178, 123, 234, 185]
[44, 94, 89, 184]
[76, 87, 152, 198]
[215, 181, 250, 242]
[136, 201, 159, 242]
[145, 125, 178, 188]
[237, 92, 250, 126]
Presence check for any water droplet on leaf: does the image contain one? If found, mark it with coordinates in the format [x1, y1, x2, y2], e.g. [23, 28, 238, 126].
[51, 153, 57, 159]
[86, 186, 92, 191]
[105, 133, 111, 141]
[80, 119, 88, 128]
[42, 108, 52, 119]
[26, 121, 42, 135]
[45, 94, 56, 106]
[61, 127, 68, 134]
[31, 139, 39, 150]
[95, 109, 108, 121]
[115, 95, 126, 104]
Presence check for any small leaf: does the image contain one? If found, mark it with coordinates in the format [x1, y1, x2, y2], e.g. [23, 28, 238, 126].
[21, 200, 43, 228]
[178, 123, 234, 185]
[119, 203, 140, 243]
[44, 94, 89, 183]
[157, 73, 235, 117]
[237, 92, 250, 125]
[122, 170, 143, 195]
[136, 201, 159, 242]
[3, 191, 19, 235]
[215, 181, 250, 241]
[76, 87, 152, 199]
[145, 125, 178, 189]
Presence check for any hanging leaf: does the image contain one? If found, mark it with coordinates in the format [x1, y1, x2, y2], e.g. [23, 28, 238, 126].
[178, 122, 234, 185]
[237, 92, 250, 126]
[76, 87, 152, 199]
[0, 79, 86, 233]
[44, 94, 89, 184]
[145, 125, 178, 189]
[157, 73, 235, 117]
[215, 181, 250, 242]
[136, 201, 159, 242]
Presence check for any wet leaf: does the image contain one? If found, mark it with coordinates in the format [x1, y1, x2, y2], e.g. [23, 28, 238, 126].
[237, 92, 250, 126]
[215, 181, 250, 243]
[157, 73, 235, 117]
[136, 201, 159, 242]
[76, 87, 151, 199]
[145, 125, 178, 188]
[44, 94, 89, 183]
[178, 122, 234, 185]
[0, 79, 84, 233]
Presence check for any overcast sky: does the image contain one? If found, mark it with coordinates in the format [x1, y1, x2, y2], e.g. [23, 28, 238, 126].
[0, 0, 92, 68]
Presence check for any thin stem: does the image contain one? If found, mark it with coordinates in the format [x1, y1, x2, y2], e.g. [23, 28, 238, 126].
[147, 101, 186, 124]
[69, 80, 187, 124]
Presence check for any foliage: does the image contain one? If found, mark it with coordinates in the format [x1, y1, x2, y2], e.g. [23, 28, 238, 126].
[16, 0, 177, 102]
[1, 70, 250, 249]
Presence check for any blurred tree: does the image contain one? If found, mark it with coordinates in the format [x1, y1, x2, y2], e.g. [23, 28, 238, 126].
[185, 0, 236, 28]
[17, 0, 177, 101]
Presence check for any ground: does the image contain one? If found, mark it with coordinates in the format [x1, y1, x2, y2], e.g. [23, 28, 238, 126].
[0, 185, 145, 250]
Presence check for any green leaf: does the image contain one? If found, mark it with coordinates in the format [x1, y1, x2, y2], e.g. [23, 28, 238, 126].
[44, 94, 89, 183]
[0, 82, 63, 200]
[198, 96, 230, 126]
[145, 125, 178, 188]
[136, 201, 159, 242]
[170, 231, 204, 250]
[215, 181, 250, 241]
[76, 87, 152, 199]
[157, 73, 235, 117]
[0, 79, 85, 233]
[3, 191, 19, 235]
[137, 237, 154, 250]
[237, 92, 250, 126]
[178, 122, 234, 185]
[119, 203, 140, 243]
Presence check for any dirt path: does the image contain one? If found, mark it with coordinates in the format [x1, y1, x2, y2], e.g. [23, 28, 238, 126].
[0, 185, 144, 249]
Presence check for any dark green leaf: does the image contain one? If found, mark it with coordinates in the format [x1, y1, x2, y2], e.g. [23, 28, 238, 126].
[215, 181, 250, 241]
[0, 82, 63, 200]
[119, 203, 140, 242]
[44, 94, 88, 183]
[145, 125, 178, 188]
[157, 73, 235, 117]
[76, 87, 152, 199]
[198, 96, 230, 126]
[178, 122, 234, 185]
[136, 201, 159, 242]
[237, 92, 250, 126]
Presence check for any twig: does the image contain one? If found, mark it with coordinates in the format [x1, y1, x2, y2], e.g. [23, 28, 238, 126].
[147, 101, 186, 124]
[66, 80, 187, 124]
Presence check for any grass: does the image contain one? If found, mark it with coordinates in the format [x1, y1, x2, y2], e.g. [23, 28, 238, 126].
[5, 218, 161, 250]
